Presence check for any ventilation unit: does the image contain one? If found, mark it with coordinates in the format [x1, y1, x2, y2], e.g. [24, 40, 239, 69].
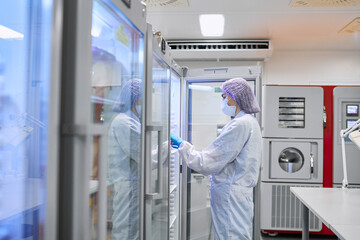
[167, 40, 273, 61]
[142, 0, 189, 7]
[290, 0, 360, 7]
[260, 183, 322, 232]
[339, 17, 360, 34]
[269, 185, 321, 231]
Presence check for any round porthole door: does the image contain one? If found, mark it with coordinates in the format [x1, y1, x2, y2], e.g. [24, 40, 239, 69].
[278, 147, 304, 173]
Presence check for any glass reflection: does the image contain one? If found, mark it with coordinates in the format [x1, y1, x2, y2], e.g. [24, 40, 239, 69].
[90, 0, 144, 239]
[108, 79, 142, 239]
[0, 0, 53, 239]
[150, 54, 170, 240]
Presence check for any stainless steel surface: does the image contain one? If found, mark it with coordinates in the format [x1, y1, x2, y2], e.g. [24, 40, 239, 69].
[264, 139, 323, 181]
[279, 102, 305, 108]
[144, 23, 154, 240]
[262, 86, 324, 138]
[279, 108, 305, 114]
[279, 115, 305, 121]
[140, 15, 149, 240]
[46, 0, 63, 238]
[302, 204, 309, 240]
[278, 148, 304, 173]
[181, 78, 190, 240]
[59, 0, 93, 238]
[181, 161, 188, 240]
[261, 86, 325, 233]
[310, 154, 314, 174]
[170, 67, 182, 240]
[260, 183, 322, 232]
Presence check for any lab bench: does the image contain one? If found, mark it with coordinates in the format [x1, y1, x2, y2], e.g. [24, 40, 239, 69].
[290, 187, 360, 240]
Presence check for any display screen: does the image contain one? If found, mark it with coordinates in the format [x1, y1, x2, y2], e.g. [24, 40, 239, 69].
[346, 104, 359, 116]
[347, 119, 357, 128]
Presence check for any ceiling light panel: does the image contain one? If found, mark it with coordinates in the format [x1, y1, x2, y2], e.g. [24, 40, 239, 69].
[199, 14, 225, 37]
[290, 0, 360, 7]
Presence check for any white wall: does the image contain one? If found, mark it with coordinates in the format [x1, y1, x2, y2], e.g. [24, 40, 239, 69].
[264, 50, 360, 85]
[178, 50, 360, 86]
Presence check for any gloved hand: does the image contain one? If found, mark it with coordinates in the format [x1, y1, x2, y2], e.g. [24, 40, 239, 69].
[170, 132, 183, 149]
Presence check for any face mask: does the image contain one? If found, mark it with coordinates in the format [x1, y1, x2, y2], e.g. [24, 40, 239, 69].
[135, 104, 142, 117]
[221, 99, 236, 117]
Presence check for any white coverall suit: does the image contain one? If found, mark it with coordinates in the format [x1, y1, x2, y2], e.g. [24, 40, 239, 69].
[179, 110, 262, 240]
[108, 110, 141, 240]
[108, 110, 168, 240]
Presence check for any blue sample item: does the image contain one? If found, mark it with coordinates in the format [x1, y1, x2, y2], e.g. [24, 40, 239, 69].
[170, 132, 183, 149]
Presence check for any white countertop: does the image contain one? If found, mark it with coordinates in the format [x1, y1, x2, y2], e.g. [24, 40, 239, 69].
[290, 187, 360, 240]
[331, 225, 360, 240]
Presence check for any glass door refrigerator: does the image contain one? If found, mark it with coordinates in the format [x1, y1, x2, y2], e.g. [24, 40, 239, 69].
[0, 0, 62, 239]
[59, 0, 147, 239]
[169, 60, 183, 240]
[144, 24, 172, 240]
[181, 66, 262, 240]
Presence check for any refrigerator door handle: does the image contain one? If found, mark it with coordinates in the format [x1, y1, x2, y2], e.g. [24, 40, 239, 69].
[145, 125, 163, 200]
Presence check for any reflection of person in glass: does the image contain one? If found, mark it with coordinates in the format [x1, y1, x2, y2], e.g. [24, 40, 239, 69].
[108, 79, 142, 240]
[0, 60, 21, 179]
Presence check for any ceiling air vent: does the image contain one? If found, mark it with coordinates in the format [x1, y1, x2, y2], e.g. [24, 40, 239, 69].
[290, 0, 360, 7]
[142, 0, 189, 7]
[167, 40, 273, 61]
[339, 17, 360, 34]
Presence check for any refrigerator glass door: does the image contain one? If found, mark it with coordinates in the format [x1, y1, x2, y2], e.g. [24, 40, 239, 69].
[147, 53, 170, 239]
[171, 70, 181, 136]
[169, 69, 181, 240]
[0, 1, 55, 239]
[90, 0, 144, 239]
[186, 81, 230, 240]
[185, 79, 257, 240]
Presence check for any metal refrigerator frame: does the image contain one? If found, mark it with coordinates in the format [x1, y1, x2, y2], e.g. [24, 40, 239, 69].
[58, 0, 147, 239]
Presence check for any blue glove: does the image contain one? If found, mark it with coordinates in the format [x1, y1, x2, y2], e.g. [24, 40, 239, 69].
[170, 132, 183, 149]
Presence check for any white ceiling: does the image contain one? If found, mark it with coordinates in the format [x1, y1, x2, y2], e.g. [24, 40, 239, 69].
[146, 0, 360, 50]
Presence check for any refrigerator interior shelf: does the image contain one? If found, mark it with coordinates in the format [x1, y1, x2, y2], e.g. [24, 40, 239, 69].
[169, 215, 177, 228]
[170, 184, 177, 193]
[189, 206, 211, 213]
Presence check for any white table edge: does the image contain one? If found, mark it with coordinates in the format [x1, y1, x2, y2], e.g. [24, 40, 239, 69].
[289, 187, 331, 228]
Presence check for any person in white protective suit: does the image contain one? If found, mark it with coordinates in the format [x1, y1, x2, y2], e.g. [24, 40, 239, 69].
[171, 78, 262, 240]
[108, 79, 143, 240]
